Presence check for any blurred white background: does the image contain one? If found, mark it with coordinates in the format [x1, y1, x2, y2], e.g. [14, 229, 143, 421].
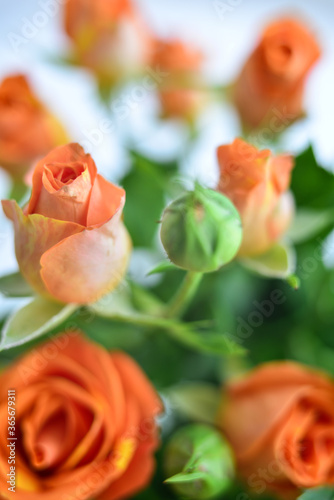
[0, 0, 333, 298]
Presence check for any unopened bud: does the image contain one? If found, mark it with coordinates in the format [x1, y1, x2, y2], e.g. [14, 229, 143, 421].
[164, 424, 235, 499]
[160, 185, 242, 272]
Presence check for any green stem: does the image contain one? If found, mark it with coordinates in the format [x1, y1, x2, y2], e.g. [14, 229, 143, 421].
[165, 271, 203, 319]
[9, 179, 29, 202]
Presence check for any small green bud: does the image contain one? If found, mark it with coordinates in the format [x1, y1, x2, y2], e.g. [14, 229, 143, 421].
[160, 184, 242, 272]
[164, 424, 235, 499]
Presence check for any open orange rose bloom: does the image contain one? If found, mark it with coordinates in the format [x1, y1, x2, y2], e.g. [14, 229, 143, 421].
[0, 332, 162, 499]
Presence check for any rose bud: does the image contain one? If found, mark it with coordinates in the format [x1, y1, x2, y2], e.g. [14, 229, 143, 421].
[2, 143, 131, 304]
[0, 74, 68, 179]
[165, 424, 235, 499]
[160, 184, 242, 273]
[64, 0, 153, 86]
[233, 18, 321, 130]
[150, 39, 207, 123]
[0, 332, 163, 499]
[218, 362, 334, 498]
[217, 138, 294, 257]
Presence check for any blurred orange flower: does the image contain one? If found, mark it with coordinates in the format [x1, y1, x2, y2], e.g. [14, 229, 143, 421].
[217, 138, 294, 256]
[0, 74, 67, 179]
[151, 39, 206, 122]
[219, 362, 334, 497]
[64, 0, 152, 85]
[0, 332, 163, 499]
[2, 143, 131, 304]
[234, 18, 321, 130]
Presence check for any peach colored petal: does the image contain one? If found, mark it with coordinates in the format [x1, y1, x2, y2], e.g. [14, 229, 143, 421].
[151, 39, 203, 73]
[270, 155, 294, 193]
[27, 143, 97, 216]
[40, 216, 131, 304]
[217, 139, 271, 210]
[33, 161, 93, 225]
[1, 199, 83, 297]
[87, 174, 125, 227]
[217, 139, 295, 256]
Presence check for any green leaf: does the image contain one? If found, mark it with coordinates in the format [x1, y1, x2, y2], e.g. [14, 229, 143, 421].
[298, 487, 334, 500]
[0, 272, 34, 297]
[89, 285, 137, 319]
[0, 298, 78, 350]
[291, 146, 334, 209]
[121, 151, 178, 247]
[148, 260, 179, 275]
[165, 472, 206, 484]
[288, 209, 334, 244]
[165, 383, 221, 425]
[241, 242, 296, 279]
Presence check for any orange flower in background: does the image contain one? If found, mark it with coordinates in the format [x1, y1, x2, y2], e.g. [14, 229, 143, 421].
[234, 18, 321, 129]
[0, 75, 68, 179]
[64, 0, 152, 84]
[217, 138, 294, 256]
[0, 332, 163, 499]
[219, 362, 334, 497]
[2, 143, 131, 304]
[150, 39, 207, 122]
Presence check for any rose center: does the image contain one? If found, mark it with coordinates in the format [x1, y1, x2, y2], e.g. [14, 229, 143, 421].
[266, 42, 293, 70]
[59, 166, 81, 184]
[44, 161, 87, 191]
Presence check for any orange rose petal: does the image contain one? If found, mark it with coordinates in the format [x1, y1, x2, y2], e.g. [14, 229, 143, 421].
[217, 139, 295, 256]
[33, 162, 93, 225]
[97, 445, 156, 500]
[111, 352, 163, 419]
[27, 143, 97, 216]
[270, 155, 294, 193]
[86, 174, 125, 227]
[263, 19, 321, 81]
[21, 392, 77, 470]
[0, 75, 68, 177]
[221, 362, 333, 458]
[57, 334, 127, 432]
[1, 199, 83, 297]
[234, 18, 321, 129]
[40, 216, 131, 304]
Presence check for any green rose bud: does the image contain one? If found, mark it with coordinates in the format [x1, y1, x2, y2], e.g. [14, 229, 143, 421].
[164, 424, 235, 499]
[160, 184, 242, 272]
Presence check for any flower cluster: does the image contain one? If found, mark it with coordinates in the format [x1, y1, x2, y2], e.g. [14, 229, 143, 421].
[0, 2, 332, 500]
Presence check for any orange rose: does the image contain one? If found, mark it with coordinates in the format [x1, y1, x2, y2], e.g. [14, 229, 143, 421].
[0, 75, 67, 179]
[2, 143, 131, 304]
[234, 18, 321, 129]
[217, 138, 294, 256]
[150, 39, 206, 121]
[64, 0, 152, 84]
[0, 332, 162, 499]
[219, 362, 334, 497]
